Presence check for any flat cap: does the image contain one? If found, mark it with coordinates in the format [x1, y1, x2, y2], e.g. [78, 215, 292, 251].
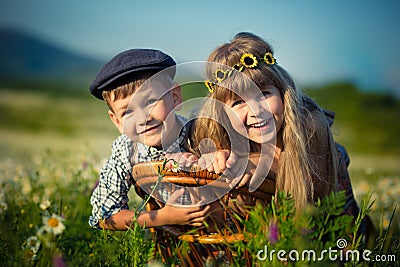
[89, 49, 176, 99]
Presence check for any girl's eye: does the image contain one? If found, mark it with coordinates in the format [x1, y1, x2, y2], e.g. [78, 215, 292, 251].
[262, 90, 271, 97]
[256, 90, 271, 100]
[231, 99, 245, 107]
[147, 99, 157, 105]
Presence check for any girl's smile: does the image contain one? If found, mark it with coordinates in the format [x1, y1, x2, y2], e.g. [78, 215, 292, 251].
[224, 85, 284, 144]
[246, 117, 272, 130]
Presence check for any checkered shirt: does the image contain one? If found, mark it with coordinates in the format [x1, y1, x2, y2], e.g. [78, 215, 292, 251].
[89, 115, 190, 228]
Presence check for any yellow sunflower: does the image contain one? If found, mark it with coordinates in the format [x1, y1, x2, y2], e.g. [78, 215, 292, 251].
[214, 69, 227, 83]
[233, 64, 245, 72]
[240, 53, 258, 68]
[264, 52, 276, 65]
[204, 80, 215, 93]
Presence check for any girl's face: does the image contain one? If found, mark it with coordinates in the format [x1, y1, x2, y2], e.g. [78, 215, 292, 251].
[223, 85, 284, 144]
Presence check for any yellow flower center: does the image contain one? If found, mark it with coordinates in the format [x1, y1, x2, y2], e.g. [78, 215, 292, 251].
[48, 217, 59, 228]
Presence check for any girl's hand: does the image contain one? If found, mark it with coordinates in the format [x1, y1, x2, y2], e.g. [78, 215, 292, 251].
[197, 149, 236, 174]
[235, 153, 273, 192]
[164, 152, 199, 171]
[235, 155, 258, 188]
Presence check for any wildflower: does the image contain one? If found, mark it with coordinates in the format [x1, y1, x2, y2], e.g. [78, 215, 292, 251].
[170, 161, 181, 173]
[383, 218, 390, 229]
[26, 236, 41, 254]
[233, 63, 245, 72]
[204, 80, 214, 93]
[24, 247, 37, 260]
[0, 200, 7, 214]
[32, 194, 40, 203]
[22, 180, 32, 194]
[53, 250, 66, 267]
[240, 53, 258, 68]
[263, 52, 276, 65]
[214, 69, 227, 83]
[42, 214, 65, 236]
[39, 197, 51, 210]
[269, 222, 279, 244]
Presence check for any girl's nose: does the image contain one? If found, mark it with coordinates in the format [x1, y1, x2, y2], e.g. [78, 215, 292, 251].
[247, 99, 265, 117]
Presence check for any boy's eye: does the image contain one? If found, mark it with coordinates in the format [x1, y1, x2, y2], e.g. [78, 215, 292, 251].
[124, 109, 134, 116]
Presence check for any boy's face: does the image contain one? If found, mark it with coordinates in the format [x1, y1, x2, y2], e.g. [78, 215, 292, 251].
[108, 80, 182, 148]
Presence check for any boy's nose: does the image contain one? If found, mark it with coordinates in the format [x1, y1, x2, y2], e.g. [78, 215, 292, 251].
[136, 109, 152, 125]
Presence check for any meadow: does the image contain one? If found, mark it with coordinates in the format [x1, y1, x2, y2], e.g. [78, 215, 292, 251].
[0, 82, 399, 266]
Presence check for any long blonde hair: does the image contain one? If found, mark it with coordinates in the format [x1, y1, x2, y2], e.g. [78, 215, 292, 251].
[191, 32, 337, 209]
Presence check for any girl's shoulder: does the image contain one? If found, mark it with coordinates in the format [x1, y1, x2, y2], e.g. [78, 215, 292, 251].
[303, 95, 336, 128]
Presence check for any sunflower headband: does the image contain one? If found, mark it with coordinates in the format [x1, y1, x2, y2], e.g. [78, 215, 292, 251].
[205, 52, 277, 93]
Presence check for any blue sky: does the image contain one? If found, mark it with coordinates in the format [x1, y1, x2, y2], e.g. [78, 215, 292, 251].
[1, 0, 400, 96]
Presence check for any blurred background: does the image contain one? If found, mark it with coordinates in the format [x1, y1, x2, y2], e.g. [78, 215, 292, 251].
[0, 0, 399, 180]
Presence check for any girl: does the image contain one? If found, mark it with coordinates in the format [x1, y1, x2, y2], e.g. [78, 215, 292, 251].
[191, 32, 361, 217]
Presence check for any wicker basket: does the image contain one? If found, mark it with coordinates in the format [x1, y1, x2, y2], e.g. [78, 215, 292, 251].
[132, 160, 275, 266]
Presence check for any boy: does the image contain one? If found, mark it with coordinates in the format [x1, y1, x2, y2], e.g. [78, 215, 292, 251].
[88, 49, 208, 230]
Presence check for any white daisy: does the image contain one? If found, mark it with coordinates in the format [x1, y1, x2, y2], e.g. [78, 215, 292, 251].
[42, 214, 65, 236]
[39, 197, 51, 210]
[0, 200, 7, 214]
[26, 236, 41, 254]
[170, 161, 181, 173]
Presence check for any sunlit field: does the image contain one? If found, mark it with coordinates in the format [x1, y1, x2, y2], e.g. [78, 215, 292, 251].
[0, 85, 399, 266]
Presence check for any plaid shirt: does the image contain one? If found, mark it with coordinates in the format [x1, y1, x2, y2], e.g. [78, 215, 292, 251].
[89, 115, 189, 228]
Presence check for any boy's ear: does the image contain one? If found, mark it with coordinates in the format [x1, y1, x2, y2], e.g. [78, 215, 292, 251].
[108, 110, 124, 134]
[171, 83, 183, 111]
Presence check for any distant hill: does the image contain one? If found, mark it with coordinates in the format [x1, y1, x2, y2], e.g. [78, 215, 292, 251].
[0, 28, 102, 88]
[305, 82, 400, 156]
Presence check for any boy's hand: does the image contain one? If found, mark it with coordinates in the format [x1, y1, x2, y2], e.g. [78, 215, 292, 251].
[197, 149, 237, 174]
[160, 203, 210, 226]
[161, 188, 210, 226]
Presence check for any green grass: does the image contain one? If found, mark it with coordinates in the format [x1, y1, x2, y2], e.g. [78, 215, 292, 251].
[0, 154, 398, 266]
[0, 88, 118, 161]
[0, 82, 399, 266]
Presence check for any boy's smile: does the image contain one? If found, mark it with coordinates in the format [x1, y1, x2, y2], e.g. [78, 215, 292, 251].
[138, 123, 162, 135]
[108, 81, 183, 148]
